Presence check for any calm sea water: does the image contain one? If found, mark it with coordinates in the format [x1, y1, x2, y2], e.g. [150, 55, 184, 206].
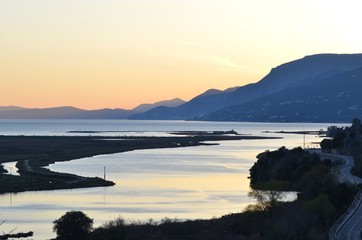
[0, 120, 344, 239]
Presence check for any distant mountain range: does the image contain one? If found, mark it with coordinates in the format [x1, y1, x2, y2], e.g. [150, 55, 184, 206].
[0, 98, 185, 119]
[2, 54, 362, 122]
[0, 106, 135, 119]
[132, 53, 362, 122]
[132, 98, 185, 113]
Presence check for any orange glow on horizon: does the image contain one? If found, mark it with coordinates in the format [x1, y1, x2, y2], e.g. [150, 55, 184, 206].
[1, 0, 362, 110]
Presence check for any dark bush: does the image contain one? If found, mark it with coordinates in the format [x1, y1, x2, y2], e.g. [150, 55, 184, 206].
[53, 211, 93, 240]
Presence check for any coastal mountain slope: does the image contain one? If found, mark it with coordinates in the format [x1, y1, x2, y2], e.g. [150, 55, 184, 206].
[131, 54, 362, 120]
[132, 98, 185, 113]
[130, 87, 241, 120]
[197, 66, 362, 122]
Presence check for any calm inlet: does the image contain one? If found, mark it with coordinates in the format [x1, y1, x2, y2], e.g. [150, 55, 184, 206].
[0, 120, 341, 240]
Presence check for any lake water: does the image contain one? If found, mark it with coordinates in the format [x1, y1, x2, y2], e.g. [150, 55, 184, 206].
[0, 120, 344, 239]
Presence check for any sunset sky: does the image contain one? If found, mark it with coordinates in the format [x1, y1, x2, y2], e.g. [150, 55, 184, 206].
[1, 0, 362, 110]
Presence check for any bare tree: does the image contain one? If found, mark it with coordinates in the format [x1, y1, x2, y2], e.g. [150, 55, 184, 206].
[0, 220, 33, 240]
[247, 189, 285, 220]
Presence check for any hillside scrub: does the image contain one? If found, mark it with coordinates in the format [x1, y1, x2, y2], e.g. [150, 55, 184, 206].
[321, 118, 362, 177]
[247, 147, 356, 239]
[249, 147, 326, 191]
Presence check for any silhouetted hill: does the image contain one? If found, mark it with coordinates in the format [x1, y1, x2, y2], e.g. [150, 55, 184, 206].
[130, 87, 241, 120]
[0, 106, 26, 111]
[132, 98, 185, 113]
[133, 53, 362, 121]
[198, 66, 362, 122]
[0, 98, 189, 119]
[0, 106, 135, 119]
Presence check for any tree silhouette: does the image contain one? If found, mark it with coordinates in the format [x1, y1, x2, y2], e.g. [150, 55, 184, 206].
[53, 211, 93, 240]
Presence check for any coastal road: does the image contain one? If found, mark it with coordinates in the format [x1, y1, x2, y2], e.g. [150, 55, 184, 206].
[314, 151, 362, 184]
[336, 192, 362, 240]
[311, 150, 362, 240]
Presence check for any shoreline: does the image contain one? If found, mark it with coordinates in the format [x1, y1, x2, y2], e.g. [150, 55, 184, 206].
[0, 133, 280, 194]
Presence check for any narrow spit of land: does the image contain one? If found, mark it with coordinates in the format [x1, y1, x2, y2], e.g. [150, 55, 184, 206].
[263, 130, 326, 135]
[0, 132, 280, 194]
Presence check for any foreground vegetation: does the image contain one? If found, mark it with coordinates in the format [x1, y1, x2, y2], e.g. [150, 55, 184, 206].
[321, 118, 362, 177]
[52, 211, 246, 240]
[248, 147, 356, 239]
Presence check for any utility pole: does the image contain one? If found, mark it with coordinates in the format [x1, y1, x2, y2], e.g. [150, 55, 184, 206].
[303, 133, 306, 149]
[104, 166, 106, 180]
